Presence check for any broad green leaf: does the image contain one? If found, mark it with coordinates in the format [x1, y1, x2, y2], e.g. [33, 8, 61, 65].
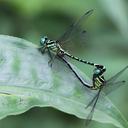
[0, 35, 128, 128]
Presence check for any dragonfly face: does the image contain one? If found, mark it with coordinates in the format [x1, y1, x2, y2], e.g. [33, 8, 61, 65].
[40, 36, 48, 47]
[94, 65, 106, 75]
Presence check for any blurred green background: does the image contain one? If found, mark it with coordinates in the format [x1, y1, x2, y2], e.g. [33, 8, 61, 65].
[0, 0, 128, 128]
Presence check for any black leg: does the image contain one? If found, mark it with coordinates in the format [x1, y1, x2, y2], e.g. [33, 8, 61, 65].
[38, 46, 46, 54]
[47, 49, 55, 67]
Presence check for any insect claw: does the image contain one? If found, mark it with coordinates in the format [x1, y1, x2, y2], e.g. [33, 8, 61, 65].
[48, 60, 53, 67]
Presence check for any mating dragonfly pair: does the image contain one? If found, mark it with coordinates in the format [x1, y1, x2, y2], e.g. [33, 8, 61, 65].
[39, 10, 128, 125]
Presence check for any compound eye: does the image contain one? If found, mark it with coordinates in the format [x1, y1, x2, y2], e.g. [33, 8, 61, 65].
[40, 36, 48, 45]
[94, 68, 101, 74]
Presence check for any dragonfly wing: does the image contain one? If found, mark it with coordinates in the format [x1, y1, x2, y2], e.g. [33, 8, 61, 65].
[85, 90, 99, 109]
[57, 10, 93, 44]
[106, 65, 128, 84]
[85, 89, 101, 126]
[103, 80, 126, 95]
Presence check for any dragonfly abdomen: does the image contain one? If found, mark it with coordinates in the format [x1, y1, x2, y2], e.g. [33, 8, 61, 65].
[64, 52, 94, 66]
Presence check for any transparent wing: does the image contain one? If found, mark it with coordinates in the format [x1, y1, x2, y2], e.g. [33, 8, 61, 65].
[57, 10, 93, 44]
[106, 65, 128, 84]
[101, 66, 128, 95]
[85, 89, 101, 126]
[85, 89, 100, 109]
[103, 80, 126, 95]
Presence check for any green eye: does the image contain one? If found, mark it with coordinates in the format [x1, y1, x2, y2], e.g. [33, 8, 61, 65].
[40, 36, 48, 45]
[94, 69, 100, 74]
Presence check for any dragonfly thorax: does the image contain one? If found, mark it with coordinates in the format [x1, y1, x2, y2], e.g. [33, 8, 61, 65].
[40, 36, 62, 54]
[92, 74, 105, 90]
[91, 65, 106, 90]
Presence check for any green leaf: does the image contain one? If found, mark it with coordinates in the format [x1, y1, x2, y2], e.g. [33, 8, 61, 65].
[0, 35, 127, 128]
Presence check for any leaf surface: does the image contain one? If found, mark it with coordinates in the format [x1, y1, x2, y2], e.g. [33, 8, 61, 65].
[0, 35, 127, 128]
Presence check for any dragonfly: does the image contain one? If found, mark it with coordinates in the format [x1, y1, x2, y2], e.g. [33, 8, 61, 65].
[39, 9, 106, 89]
[59, 57, 128, 125]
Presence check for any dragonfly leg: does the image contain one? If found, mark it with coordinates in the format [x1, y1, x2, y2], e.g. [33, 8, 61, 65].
[38, 46, 46, 54]
[47, 49, 55, 67]
[48, 49, 60, 67]
[48, 55, 57, 67]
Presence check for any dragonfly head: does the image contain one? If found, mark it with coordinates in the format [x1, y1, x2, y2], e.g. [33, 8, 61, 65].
[94, 65, 106, 76]
[40, 36, 48, 46]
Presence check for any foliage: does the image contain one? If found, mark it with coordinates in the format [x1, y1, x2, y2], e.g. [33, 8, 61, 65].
[0, 0, 128, 128]
[0, 35, 127, 128]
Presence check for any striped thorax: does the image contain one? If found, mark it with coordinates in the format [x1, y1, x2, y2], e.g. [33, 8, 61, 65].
[40, 36, 61, 54]
[91, 65, 106, 90]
